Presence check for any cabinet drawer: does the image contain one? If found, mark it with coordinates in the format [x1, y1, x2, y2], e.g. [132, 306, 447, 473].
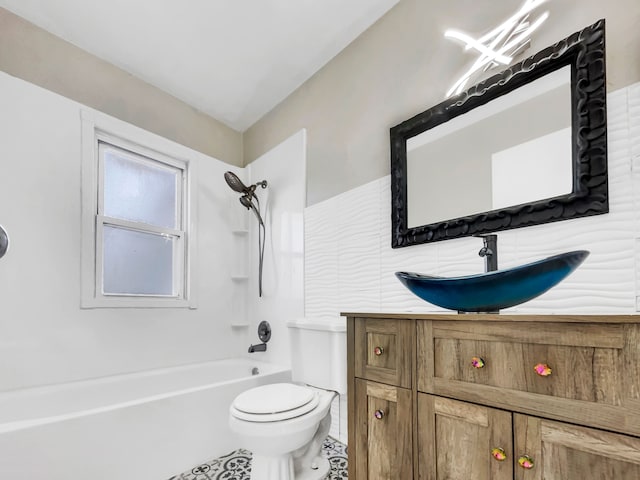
[417, 320, 640, 436]
[355, 318, 413, 388]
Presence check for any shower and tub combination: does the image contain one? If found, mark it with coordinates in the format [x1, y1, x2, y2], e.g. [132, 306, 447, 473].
[0, 359, 291, 480]
[0, 168, 316, 480]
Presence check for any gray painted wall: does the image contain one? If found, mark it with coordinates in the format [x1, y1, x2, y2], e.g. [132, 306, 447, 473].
[244, 0, 640, 205]
[0, 8, 243, 166]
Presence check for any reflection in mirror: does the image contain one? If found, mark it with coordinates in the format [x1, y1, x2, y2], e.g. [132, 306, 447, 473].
[391, 19, 608, 248]
[406, 67, 571, 228]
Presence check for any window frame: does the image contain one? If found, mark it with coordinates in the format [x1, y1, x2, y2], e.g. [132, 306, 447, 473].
[81, 110, 198, 308]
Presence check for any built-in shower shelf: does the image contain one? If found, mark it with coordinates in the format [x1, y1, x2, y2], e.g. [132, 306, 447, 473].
[231, 275, 249, 281]
[231, 323, 250, 328]
[231, 229, 249, 235]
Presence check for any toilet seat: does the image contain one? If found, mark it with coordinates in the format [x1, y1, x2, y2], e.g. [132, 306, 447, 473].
[230, 383, 320, 422]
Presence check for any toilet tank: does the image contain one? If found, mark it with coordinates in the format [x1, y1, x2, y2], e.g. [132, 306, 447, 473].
[286, 317, 347, 394]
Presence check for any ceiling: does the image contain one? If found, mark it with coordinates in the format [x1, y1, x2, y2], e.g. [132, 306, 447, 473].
[0, 0, 400, 131]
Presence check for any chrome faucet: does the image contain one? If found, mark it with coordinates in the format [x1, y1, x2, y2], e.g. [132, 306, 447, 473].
[475, 234, 498, 272]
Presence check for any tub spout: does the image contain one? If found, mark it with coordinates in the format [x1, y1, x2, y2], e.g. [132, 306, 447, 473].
[248, 343, 267, 353]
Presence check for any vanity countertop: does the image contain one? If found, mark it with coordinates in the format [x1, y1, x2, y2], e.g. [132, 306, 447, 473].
[340, 312, 640, 323]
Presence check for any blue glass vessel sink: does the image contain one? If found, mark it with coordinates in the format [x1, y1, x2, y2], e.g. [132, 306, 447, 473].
[395, 250, 589, 313]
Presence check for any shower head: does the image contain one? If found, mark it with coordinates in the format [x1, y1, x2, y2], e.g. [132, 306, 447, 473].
[224, 171, 268, 196]
[224, 171, 250, 194]
[225, 170, 267, 225]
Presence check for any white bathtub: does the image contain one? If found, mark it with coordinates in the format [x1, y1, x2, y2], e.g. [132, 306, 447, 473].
[0, 358, 291, 480]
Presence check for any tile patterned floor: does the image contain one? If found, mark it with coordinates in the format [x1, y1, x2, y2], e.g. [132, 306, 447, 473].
[168, 436, 348, 479]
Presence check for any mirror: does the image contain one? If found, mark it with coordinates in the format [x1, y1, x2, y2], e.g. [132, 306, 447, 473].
[391, 19, 608, 247]
[407, 66, 572, 227]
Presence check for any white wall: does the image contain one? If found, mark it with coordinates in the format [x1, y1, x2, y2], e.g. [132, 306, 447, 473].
[305, 82, 640, 317]
[0, 71, 247, 392]
[241, 130, 307, 368]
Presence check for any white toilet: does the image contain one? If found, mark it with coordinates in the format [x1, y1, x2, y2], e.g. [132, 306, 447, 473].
[229, 317, 346, 480]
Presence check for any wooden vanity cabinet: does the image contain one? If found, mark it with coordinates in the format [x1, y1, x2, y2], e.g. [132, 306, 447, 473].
[346, 313, 640, 480]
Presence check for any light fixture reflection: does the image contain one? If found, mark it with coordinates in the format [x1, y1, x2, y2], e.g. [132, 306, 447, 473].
[445, 0, 550, 98]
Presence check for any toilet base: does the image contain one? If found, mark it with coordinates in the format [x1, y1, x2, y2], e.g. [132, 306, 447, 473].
[250, 454, 329, 480]
[251, 453, 293, 480]
[295, 455, 330, 480]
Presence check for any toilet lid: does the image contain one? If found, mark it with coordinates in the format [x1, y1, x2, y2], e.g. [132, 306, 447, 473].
[233, 383, 315, 414]
[230, 383, 322, 422]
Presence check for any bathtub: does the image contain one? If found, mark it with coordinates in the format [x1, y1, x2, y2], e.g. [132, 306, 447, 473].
[0, 358, 291, 480]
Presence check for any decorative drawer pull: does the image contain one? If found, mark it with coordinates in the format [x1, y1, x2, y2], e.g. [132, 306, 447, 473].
[491, 447, 507, 461]
[518, 455, 535, 469]
[374, 346, 384, 356]
[471, 357, 485, 369]
[534, 363, 552, 377]
[374, 409, 385, 420]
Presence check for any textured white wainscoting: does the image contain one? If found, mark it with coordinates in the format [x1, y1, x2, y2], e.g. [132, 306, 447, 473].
[305, 83, 640, 320]
[305, 200, 340, 317]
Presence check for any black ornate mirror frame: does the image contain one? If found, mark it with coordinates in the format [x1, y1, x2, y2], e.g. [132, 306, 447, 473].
[390, 19, 608, 248]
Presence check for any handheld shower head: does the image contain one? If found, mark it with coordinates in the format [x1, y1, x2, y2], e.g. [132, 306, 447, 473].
[239, 195, 253, 209]
[240, 195, 265, 226]
[224, 171, 250, 194]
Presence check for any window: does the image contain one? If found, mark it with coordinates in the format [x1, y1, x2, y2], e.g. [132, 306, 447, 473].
[81, 111, 196, 308]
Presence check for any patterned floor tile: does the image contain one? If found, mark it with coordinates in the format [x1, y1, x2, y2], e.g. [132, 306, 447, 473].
[322, 436, 348, 479]
[168, 437, 348, 480]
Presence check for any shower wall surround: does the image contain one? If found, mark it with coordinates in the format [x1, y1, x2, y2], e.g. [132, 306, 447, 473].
[305, 82, 640, 318]
[242, 130, 307, 369]
[0, 71, 246, 392]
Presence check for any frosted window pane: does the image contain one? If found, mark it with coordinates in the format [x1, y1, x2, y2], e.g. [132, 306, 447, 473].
[103, 144, 179, 229]
[103, 226, 175, 296]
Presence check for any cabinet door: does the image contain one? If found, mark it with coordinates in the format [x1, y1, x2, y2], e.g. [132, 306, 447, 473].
[354, 379, 413, 479]
[418, 394, 512, 480]
[514, 414, 640, 479]
[355, 318, 413, 388]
